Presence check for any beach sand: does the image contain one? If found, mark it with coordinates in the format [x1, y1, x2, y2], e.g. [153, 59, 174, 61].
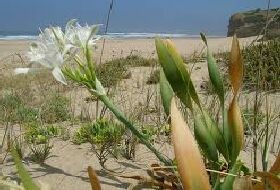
[0, 36, 256, 62]
[0, 36, 279, 190]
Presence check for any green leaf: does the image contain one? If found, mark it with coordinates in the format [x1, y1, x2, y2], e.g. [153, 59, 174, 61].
[165, 40, 201, 108]
[203, 111, 229, 161]
[159, 68, 174, 116]
[11, 148, 40, 190]
[201, 34, 225, 107]
[221, 160, 243, 190]
[156, 39, 201, 110]
[194, 112, 219, 164]
[156, 39, 192, 108]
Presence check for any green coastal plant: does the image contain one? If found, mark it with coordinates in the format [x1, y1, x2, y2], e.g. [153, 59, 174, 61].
[156, 35, 280, 189]
[11, 148, 40, 190]
[73, 119, 124, 166]
[29, 143, 53, 164]
[24, 123, 61, 164]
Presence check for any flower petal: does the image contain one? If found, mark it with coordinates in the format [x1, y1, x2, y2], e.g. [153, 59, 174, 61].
[14, 68, 31, 74]
[14, 68, 43, 74]
[52, 67, 67, 85]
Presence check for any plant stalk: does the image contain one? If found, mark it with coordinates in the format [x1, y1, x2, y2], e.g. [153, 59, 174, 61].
[97, 94, 173, 166]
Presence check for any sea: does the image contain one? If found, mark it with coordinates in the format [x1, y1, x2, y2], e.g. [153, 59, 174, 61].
[0, 32, 223, 40]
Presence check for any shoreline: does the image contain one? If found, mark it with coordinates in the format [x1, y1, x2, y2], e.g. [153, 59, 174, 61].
[0, 36, 256, 62]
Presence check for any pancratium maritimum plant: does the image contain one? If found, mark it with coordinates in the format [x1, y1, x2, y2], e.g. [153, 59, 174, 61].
[12, 19, 280, 189]
[14, 20, 172, 166]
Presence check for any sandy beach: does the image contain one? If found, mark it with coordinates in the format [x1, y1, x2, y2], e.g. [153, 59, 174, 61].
[0, 36, 257, 62]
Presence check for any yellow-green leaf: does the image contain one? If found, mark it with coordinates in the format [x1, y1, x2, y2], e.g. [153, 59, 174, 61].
[201, 33, 225, 107]
[156, 39, 201, 110]
[11, 148, 40, 190]
[194, 112, 218, 163]
[165, 40, 201, 108]
[159, 68, 174, 116]
[170, 98, 211, 190]
[203, 111, 229, 161]
[229, 35, 243, 95]
[228, 96, 244, 162]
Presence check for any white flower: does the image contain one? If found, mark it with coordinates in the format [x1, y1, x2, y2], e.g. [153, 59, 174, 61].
[65, 20, 101, 49]
[15, 29, 67, 85]
[14, 20, 102, 85]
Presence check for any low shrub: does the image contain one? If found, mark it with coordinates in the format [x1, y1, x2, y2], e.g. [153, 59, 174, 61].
[24, 123, 60, 144]
[72, 119, 124, 166]
[29, 143, 53, 164]
[24, 123, 61, 164]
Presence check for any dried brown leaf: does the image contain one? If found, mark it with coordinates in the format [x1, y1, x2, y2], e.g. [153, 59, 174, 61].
[254, 171, 280, 190]
[230, 35, 243, 95]
[270, 153, 280, 174]
[228, 96, 244, 162]
[170, 98, 211, 190]
[87, 166, 101, 190]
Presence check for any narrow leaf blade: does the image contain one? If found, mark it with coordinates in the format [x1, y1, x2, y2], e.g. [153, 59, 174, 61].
[11, 148, 40, 190]
[228, 97, 244, 162]
[159, 68, 174, 116]
[194, 112, 218, 163]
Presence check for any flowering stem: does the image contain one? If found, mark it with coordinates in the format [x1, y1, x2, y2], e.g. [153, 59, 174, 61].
[97, 94, 173, 166]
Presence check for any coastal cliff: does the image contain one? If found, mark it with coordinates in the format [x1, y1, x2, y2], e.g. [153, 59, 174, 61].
[227, 8, 280, 38]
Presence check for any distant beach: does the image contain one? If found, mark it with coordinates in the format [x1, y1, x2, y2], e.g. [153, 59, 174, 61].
[0, 32, 225, 41]
[0, 35, 256, 62]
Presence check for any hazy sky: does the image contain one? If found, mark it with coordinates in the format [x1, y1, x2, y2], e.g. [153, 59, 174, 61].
[0, 0, 279, 35]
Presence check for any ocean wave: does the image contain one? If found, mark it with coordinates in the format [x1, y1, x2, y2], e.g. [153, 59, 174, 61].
[0, 33, 223, 40]
[0, 35, 37, 40]
[103, 33, 201, 39]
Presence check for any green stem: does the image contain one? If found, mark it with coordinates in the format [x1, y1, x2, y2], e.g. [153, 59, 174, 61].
[98, 94, 173, 166]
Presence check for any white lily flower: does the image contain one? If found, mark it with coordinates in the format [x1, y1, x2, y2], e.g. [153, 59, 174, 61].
[15, 28, 67, 85]
[14, 20, 102, 85]
[65, 20, 101, 49]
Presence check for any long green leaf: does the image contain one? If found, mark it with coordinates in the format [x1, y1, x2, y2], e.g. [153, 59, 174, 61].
[11, 148, 40, 190]
[203, 111, 229, 161]
[200, 33, 225, 107]
[159, 68, 174, 116]
[194, 112, 218, 163]
[165, 40, 201, 108]
[156, 39, 201, 110]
